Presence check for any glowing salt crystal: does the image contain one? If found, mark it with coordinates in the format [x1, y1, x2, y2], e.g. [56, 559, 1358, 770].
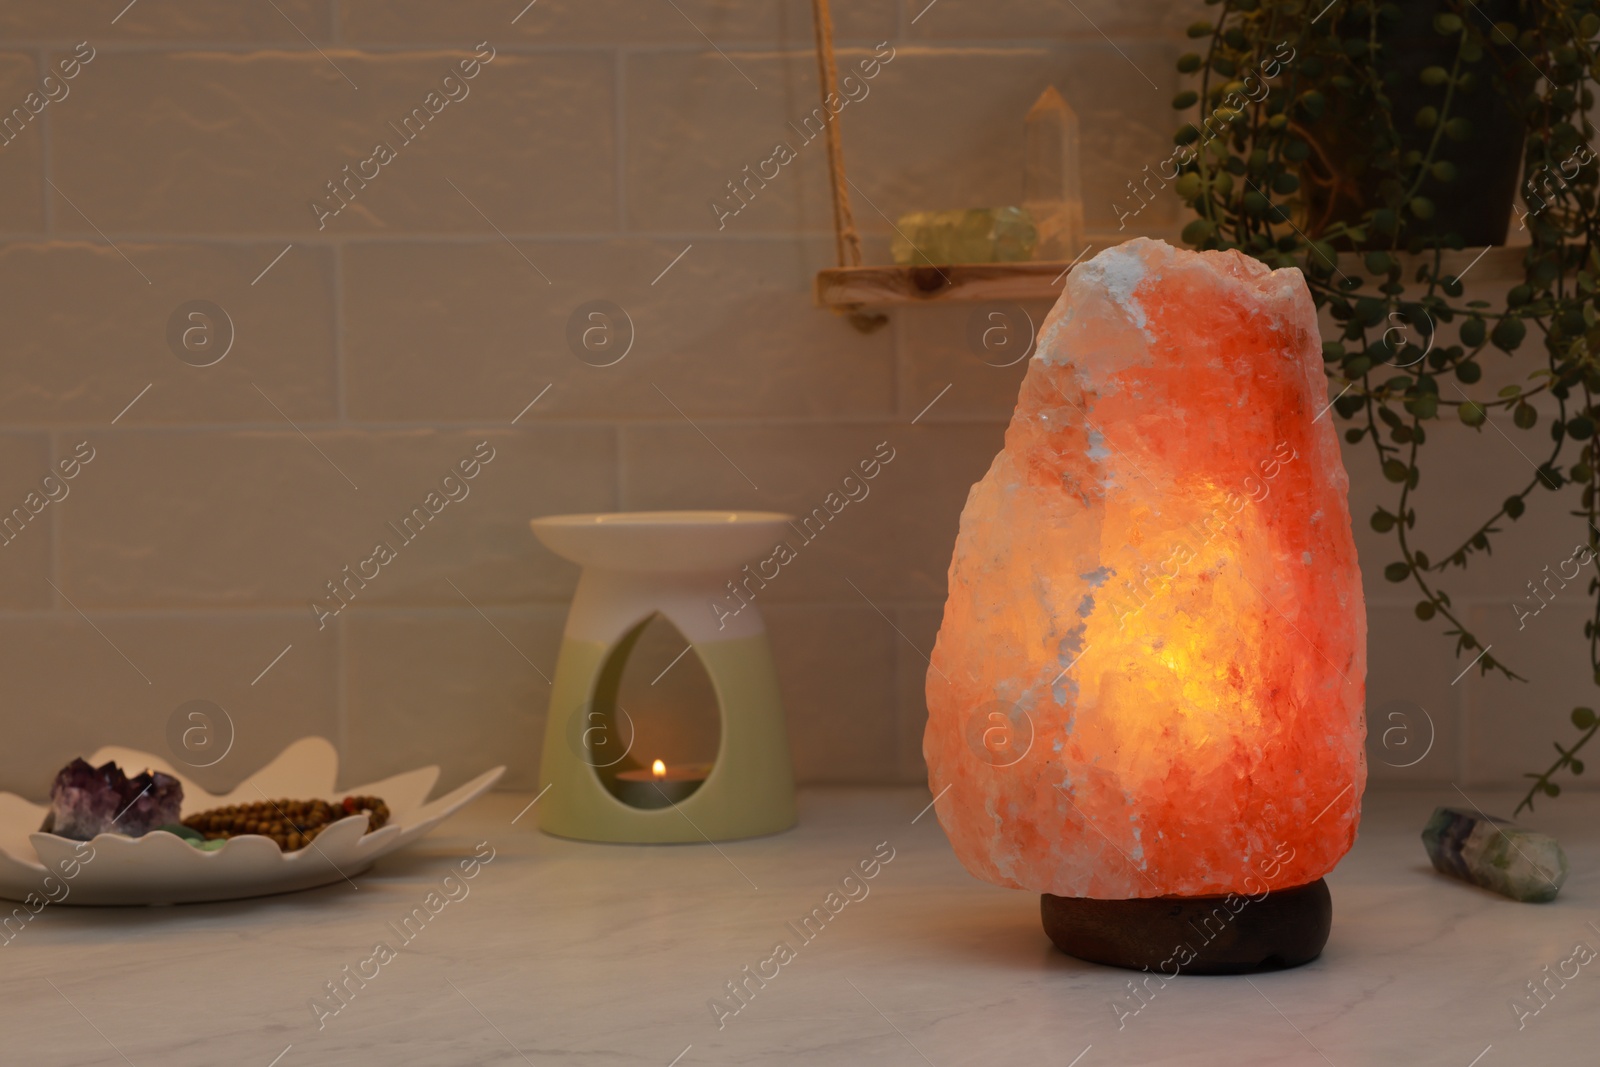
[925, 238, 1366, 899]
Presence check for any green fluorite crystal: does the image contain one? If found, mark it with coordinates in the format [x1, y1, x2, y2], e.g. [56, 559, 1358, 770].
[890, 207, 1037, 267]
[1422, 806, 1568, 903]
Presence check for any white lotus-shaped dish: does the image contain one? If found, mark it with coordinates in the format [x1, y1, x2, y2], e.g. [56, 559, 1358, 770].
[0, 738, 504, 906]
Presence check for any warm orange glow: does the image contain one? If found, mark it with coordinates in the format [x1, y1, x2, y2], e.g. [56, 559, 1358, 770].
[924, 240, 1366, 900]
[651, 759, 666, 779]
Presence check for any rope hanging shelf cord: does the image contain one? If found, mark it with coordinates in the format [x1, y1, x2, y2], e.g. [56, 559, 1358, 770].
[809, 0, 863, 269]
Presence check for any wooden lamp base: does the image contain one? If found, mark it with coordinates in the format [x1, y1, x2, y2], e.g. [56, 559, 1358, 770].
[1041, 879, 1331, 975]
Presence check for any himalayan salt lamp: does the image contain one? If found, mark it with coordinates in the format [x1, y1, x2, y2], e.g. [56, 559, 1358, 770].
[925, 238, 1366, 973]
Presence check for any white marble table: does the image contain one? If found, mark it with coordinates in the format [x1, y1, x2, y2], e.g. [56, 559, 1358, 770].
[2, 786, 1593, 1066]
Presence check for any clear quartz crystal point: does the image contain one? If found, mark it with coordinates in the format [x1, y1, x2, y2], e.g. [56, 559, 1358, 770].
[1023, 86, 1086, 261]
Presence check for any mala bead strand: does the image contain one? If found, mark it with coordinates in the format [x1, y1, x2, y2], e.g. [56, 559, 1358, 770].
[180, 795, 389, 852]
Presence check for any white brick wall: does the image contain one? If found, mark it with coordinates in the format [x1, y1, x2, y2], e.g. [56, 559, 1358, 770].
[0, 2, 1578, 799]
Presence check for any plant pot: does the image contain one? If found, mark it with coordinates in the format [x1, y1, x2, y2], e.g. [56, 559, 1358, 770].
[1299, 0, 1535, 247]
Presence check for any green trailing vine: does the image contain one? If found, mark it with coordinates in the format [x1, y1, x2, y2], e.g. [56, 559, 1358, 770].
[1173, 0, 1600, 813]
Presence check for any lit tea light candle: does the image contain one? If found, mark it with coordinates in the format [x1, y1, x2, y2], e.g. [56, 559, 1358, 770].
[614, 759, 708, 810]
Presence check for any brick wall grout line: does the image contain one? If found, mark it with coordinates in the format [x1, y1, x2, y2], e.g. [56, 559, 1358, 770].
[613, 47, 627, 233]
[45, 429, 60, 608]
[0, 230, 871, 243]
[336, 610, 349, 785]
[35, 44, 53, 232]
[0, 414, 987, 433]
[0, 600, 918, 619]
[333, 241, 347, 423]
[0, 37, 1173, 54]
[613, 423, 627, 511]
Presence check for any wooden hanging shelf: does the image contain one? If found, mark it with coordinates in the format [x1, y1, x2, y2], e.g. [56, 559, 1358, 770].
[802, 0, 1534, 321]
[814, 261, 1078, 310]
[802, 0, 1081, 320]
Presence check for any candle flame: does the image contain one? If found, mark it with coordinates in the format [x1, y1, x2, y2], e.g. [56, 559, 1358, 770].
[651, 759, 666, 778]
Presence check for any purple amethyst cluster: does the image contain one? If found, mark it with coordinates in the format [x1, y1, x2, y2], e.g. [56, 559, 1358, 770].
[43, 758, 183, 840]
